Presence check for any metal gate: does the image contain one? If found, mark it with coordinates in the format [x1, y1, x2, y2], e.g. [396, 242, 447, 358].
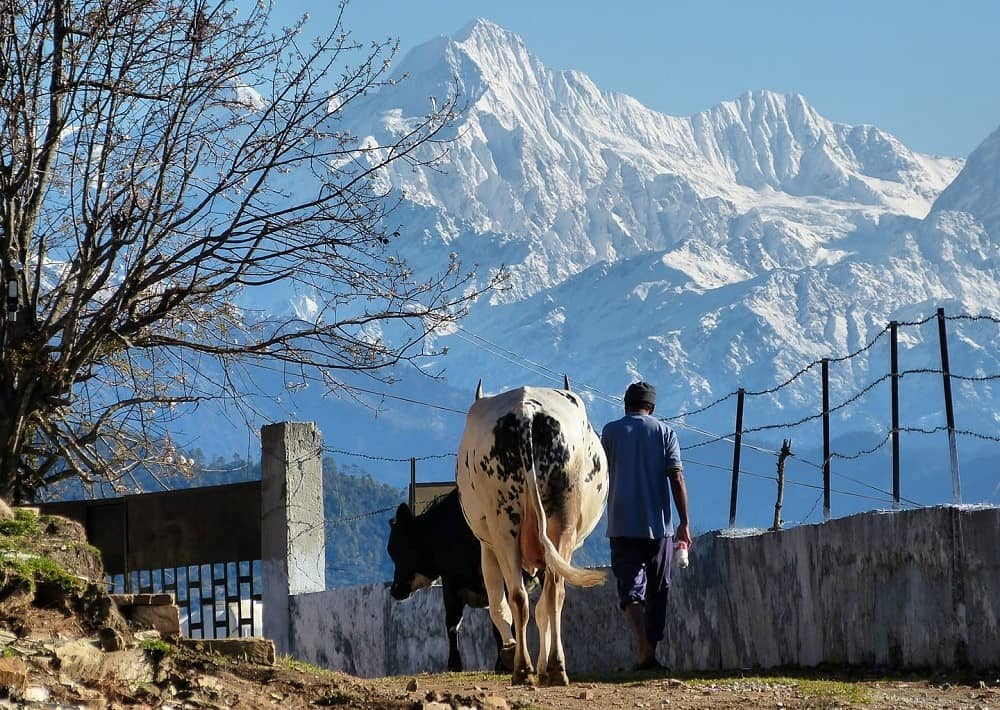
[40, 481, 262, 639]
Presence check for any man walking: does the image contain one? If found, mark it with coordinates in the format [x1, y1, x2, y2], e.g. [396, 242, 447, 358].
[601, 381, 691, 671]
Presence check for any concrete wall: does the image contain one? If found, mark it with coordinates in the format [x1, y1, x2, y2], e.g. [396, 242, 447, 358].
[289, 505, 1000, 677]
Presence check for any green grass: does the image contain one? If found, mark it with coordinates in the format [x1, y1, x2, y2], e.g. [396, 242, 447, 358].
[5, 552, 84, 595]
[277, 654, 336, 676]
[0, 509, 41, 538]
[140, 637, 174, 659]
[0, 508, 85, 596]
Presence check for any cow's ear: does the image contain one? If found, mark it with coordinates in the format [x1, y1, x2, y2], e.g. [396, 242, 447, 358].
[395, 503, 412, 524]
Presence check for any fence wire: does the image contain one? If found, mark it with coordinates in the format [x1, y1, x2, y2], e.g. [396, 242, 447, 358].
[312, 309, 998, 528]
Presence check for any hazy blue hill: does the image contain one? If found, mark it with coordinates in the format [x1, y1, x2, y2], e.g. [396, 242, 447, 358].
[323, 458, 406, 588]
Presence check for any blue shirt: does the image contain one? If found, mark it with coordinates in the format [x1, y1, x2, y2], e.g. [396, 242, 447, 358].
[601, 413, 683, 539]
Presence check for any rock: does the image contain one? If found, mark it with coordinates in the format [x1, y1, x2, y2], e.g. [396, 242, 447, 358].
[0, 656, 27, 693]
[0, 500, 12, 522]
[53, 639, 153, 685]
[406, 678, 419, 692]
[22, 685, 49, 703]
[578, 689, 594, 700]
[197, 674, 221, 688]
[482, 696, 510, 709]
[178, 637, 276, 665]
[99, 626, 126, 652]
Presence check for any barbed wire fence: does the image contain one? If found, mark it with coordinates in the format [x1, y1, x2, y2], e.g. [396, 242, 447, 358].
[317, 307, 999, 532]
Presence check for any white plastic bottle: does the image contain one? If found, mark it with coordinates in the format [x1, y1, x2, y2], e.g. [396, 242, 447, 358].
[674, 540, 689, 569]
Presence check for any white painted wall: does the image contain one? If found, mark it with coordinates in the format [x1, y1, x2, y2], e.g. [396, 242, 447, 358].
[289, 505, 1000, 678]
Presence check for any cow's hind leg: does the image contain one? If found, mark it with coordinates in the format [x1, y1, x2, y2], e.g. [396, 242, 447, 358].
[480, 545, 516, 675]
[535, 568, 555, 684]
[487, 543, 534, 684]
[544, 534, 578, 686]
[543, 574, 569, 686]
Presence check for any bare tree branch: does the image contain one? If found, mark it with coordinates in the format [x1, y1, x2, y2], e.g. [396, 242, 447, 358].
[0, 0, 504, 500]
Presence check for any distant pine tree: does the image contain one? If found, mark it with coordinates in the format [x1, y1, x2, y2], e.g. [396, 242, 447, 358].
[322, 457, 406, 588]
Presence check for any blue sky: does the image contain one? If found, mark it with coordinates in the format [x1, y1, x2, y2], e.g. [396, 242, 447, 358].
[274, 0, 1000, 159]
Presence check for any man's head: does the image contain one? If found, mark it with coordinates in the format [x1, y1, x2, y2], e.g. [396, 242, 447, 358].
[624, 381, 656, 413]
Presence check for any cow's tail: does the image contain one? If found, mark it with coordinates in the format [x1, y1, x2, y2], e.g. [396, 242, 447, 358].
[522, 413, 606, 588]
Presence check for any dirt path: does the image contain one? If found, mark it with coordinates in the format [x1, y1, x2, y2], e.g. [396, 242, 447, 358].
[362, 668, 1000, 709]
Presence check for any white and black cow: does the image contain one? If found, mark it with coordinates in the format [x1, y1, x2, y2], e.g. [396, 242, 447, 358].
[457, 381, 608, 686]
[387, 489, 515, 672]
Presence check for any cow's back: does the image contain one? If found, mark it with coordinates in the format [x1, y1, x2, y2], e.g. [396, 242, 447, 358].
[456, 386, 607, 555]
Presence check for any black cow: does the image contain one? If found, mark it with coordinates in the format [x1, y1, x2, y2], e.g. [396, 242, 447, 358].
[387, 489, 515, 672]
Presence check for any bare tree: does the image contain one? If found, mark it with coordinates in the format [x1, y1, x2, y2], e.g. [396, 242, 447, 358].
[0, 0, 500, 500]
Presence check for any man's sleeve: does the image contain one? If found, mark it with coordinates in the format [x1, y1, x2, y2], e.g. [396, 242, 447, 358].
[664, 427, 683, 478]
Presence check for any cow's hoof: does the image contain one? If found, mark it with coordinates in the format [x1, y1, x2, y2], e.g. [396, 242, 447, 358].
[511, 668, 536, 686]
[540, 671, 569, 687]
[499, 644, 516, 672]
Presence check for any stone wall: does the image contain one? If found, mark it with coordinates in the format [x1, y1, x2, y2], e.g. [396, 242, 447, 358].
[289, 505, 1000, 678]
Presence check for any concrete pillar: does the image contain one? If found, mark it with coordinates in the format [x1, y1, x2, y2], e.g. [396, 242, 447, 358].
[261, 422, 325, 657]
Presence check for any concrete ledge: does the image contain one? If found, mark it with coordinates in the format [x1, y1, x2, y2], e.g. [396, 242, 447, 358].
[111, 593, 174, 606]
[179, 637, 276, 665]
[111, 593, 181, 636]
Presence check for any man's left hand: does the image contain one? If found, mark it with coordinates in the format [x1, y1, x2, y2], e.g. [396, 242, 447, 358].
[675, 522, 692, 546]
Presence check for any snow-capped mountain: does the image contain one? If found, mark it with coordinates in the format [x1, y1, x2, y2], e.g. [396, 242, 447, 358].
[931, 124, 1000, 235]
[334, 19, 996, 420]
[346, 19, 963, 306]
[181, 19, 999, 528]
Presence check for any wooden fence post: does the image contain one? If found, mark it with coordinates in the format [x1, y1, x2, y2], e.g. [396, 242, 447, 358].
[771, 439, 792, 532]
[728, 388, 745, 528]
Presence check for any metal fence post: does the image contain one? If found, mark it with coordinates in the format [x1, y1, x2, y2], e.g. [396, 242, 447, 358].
[936, 308, 961, 503]
[890, 321, 900, 510]
[409, 458, 416, 511]
[728, 388, 745, 528]
[822, 358, 831, 521]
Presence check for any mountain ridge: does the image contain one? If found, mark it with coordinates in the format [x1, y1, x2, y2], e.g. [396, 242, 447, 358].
[168, 18, 998, 529]
[346, 18, 964, 309]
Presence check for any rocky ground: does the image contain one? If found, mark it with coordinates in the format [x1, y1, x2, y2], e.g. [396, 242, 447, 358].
[0, 507, 997, 708]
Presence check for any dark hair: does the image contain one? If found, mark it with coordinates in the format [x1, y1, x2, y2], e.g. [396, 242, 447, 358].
[624, 381, 656, 409]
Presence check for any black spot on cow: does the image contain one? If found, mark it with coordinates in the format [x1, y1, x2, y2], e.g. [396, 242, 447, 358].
[531, 413, 573, 518]
[488, 413, 530, 484]
[586, 452, 603, 483]
[503, 501, 519, 526]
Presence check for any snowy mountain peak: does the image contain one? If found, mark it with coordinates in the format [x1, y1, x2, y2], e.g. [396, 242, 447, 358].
[351, 21, 964, 304]
[452, 18, 521, 46]
[931, 123, 1000, 235]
